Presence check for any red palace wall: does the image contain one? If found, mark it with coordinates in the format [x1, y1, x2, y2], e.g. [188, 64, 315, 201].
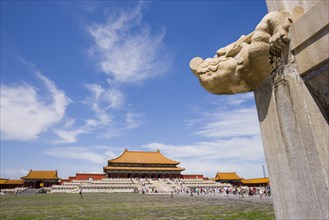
[74, 173, 105, 180]
[181, 174, 204, 179]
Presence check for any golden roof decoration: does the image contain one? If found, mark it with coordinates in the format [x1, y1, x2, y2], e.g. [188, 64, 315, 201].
[21, 170, 60, 180]
[108, 149, 180, 165]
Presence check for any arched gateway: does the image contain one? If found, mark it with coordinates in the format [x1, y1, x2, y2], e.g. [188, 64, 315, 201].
[103, 149, 185, 179]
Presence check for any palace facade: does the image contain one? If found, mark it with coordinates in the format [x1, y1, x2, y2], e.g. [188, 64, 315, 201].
[103, 149, 185, 179]
[21, 170, 60, 188]
[213, 172, 243, 185]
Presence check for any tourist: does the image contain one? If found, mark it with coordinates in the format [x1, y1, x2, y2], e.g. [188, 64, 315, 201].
[79, 186, 83, 199]
[248, 187, 253, 197]
[225, 188, 229, 196]
[240, 186, 244, 198]
[265, 184, 271, 197]
[259, 186, 264, 199]
[252, 187, 257, 195]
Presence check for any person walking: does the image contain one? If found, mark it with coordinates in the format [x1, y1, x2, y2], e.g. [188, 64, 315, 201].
[79, 186, 83, 199]
[265, 184, 271, 197]
[259, 186, 264, 199]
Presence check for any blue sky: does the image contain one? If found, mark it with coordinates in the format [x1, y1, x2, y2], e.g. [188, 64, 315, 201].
[1, 1, 269, 179]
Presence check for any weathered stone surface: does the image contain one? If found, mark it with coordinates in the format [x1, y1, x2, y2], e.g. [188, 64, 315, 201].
[266, 0, 320, 13]
[255, 61, 329, 220]
[289, 0, 329, 76]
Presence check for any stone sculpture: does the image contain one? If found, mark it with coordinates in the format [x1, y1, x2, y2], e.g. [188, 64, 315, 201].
[189, 2, 329, 219]
[190, 11, 292, 94]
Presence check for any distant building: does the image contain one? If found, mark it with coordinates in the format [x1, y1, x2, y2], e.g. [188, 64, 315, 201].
[0, 178, 8, 185]
[0, 178, 24, 190]
[213, 172, 243, 185]
[103, 149, 185, 179]
[61, 173, 106, 184]
[241, 177, 269, 187]
[21, 170, 60, 188]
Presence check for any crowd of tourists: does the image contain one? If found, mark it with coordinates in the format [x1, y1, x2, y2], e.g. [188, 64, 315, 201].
[132, 177, 271, 199]
[169, 185, 271, 198]
[2, 177, 271, 200]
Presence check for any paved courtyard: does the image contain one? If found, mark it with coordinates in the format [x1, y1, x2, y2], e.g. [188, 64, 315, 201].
[0, 193, 274, 219]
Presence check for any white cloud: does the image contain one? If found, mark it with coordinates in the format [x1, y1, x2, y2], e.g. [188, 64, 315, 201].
[44, 147, 108, 164]
[53, 129, 80, 144]
[186, 93, 260, 139]
[125, 112, 143, 129]
[100, 112, 144, 139]
[0, 168, 29, 179]
[0, 65, 71, 141]
[87, 2, 171, 84]
[195, 107, 260, 138]
[53, 84, 126, 143]
[85, 83, 124, 117]
[53, 82, 143, 143]
[104, 150, 117, 160]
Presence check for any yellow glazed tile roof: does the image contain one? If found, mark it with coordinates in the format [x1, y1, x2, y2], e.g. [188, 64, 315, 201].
[103, 166, 185, 171]
[0, 178, 9, 184]
[213, 172, 243, 181]
[3, 179, 24, 185]
[241, 177, 269, 184]
[21, 170, 60, 180]
[109, 149, 180, 165]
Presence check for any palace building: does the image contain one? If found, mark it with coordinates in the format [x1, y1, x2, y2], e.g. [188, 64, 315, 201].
[213, 172, 243, 185]
[21, 170, 60, 188]
[0, 178, 24, 190]
[103, 149, 185, 179]
[241, 177, 269, 187]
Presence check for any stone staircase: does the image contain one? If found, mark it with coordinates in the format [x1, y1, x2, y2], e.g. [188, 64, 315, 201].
[19, 188, 40, 194]
[149, 179, 174, 193]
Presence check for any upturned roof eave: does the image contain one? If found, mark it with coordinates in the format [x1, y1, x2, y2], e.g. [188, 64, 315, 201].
[108, 160, 180, 165]
[103, 166, 185, 171]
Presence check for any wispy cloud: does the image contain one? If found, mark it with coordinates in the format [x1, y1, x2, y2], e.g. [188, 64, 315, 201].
[195, 107, 260, 138]
[186, 93, 260, 139]
[84, 83, 124, 123]
[87, 2, 171, 84]
[44, 147, 110, 164]
[0, 62, 71, 141]
[99, 112, 144, 139]
[53, 83, 143, 143]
